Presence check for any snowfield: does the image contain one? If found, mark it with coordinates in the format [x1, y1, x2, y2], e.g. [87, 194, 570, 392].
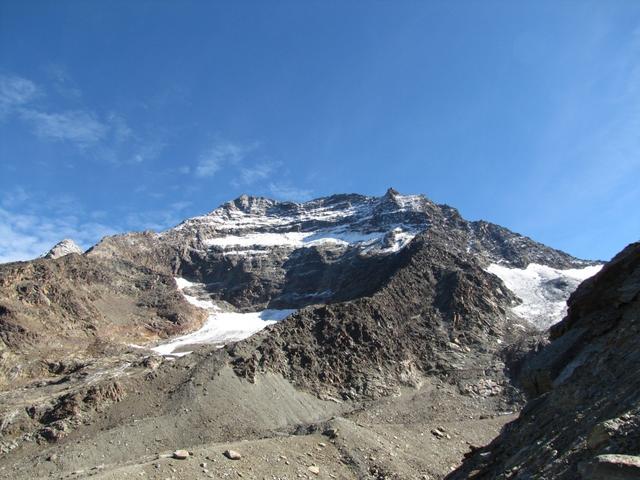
[203, 226, 418, 254]
[151, 308, 295, 357]
[487, 263, 602, 329]
[150, 277, 296, 356]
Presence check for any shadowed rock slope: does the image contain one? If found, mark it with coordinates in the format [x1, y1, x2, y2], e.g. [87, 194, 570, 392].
[229, 228, 526, 400]
[447, 242, 640, 480]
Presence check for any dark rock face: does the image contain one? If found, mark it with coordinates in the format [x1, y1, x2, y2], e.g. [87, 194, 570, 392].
[227, 229, 526, 400]
[468, 221, 590, 269]
[446, 242, 640, 480]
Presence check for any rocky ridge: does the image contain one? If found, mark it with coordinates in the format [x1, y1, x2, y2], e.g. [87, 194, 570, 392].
[228, 227, 525, 400]
[0, 253, 206, 386]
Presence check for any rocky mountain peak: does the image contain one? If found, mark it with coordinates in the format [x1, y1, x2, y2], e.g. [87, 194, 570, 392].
[84, 190, 601, 325]
[227, 194, 279, 215]
[383, 187, 400, 199]
[44, 239, 83, 259]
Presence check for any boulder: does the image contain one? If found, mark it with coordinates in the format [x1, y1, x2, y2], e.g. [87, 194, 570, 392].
[579, 454, 640, 480]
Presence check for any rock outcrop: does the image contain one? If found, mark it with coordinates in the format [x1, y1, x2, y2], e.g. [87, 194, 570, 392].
[44, 239, 83, 259]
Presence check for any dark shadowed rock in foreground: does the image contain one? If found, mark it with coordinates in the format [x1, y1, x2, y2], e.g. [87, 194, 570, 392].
[447, 242, 640, 480]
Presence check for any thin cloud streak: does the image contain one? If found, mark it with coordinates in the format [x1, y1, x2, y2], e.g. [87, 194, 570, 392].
[268, 182, 313, 201]
[195, 141, 256, 177]
[0, 74, 40, 119]
[235, 161, 280, 186]
[19, 109, 108, 146]
[0, 188, 196, 262]
[0, 206, 118, 263]
[1, 72, 166, 163]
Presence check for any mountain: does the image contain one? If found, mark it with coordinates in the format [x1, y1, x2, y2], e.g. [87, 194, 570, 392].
[0, 190, 608, 479]
[88, 188, 597, 318]
[0, 190, 599, 383]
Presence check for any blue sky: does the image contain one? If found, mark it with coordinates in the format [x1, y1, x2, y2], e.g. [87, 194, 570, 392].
[1, 1, 639, 263]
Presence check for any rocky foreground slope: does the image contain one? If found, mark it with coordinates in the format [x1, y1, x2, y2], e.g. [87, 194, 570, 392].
[0, 190, 610, 479]
[447, 242, 640, 480]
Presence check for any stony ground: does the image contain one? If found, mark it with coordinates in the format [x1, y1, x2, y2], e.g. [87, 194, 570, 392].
[0, 364, 515, 480]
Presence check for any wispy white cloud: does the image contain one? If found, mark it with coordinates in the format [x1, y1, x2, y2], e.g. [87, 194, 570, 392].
[0, 184, 200, 263]
[268, 182, 313, 201]
[193, 139, 311, 201]
[19, 109, 108, 146]
[0, 74, 40, 115]
[0, 199, 117, 264]
[44, 63, 82, 100]
[1, 186, 31, 208]
[0, 186, 122, 263]
[235, 161, 280, 185]
[195, 141, 255, 177]
[124, 200, 192, 231]
[2, 72, 166, 162]
[108, 113, 134, 144]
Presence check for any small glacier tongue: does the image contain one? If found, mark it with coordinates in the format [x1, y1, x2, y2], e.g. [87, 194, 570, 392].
[486, 263, 602, 329]
[150, 278, 295, 356]
[151, 308, 295, 357]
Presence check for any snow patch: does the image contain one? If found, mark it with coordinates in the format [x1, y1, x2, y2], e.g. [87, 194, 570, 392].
[486, 263, 602, 329]
[151, 308, 295, 357]
[174, 277, 220, 311]
[205, 229, 385, 249]
[203, 225, 419, 256]
[148, 277, 296, 356]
